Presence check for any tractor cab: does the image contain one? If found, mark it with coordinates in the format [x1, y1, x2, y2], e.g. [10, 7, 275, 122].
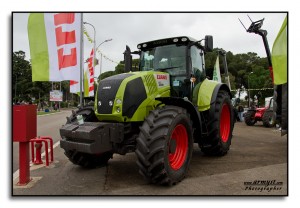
[126, 36, 213, 100]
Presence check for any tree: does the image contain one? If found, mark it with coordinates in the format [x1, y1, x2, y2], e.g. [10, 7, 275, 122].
[99, 58, 140, 80]
[13, 51, 79, 106]
[100, 71, 115, 80]
[13, 51, 32, 102]
[247, 65, 273, 106]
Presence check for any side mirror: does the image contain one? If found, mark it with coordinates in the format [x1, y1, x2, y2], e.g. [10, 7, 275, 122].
[123, 45, 132, 73]
[205, 35, 213, 52]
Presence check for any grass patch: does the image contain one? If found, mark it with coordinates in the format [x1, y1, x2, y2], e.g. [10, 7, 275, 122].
[37, 110, 60, 116]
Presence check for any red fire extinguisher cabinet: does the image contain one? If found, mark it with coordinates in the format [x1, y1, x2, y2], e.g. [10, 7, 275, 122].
[13, 105, 37, 142]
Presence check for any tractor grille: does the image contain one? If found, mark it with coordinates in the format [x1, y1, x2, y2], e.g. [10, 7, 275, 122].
[144, 74, 158, 94]
[123, 77, 147, 118]
[97, 74, 133, 114]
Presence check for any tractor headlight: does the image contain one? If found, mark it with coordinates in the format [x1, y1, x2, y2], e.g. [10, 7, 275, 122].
[116, 98, 122, 105]
[116, 107, 121, 113]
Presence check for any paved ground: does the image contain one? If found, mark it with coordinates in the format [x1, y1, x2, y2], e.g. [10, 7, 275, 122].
[12, 112, 287, 196]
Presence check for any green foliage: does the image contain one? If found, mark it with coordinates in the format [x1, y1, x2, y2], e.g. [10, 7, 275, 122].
[100, 71, 115, 80]
[205, 49, 271, 93]
[13, 51, 34, 102]
[99, 58, 140, 80]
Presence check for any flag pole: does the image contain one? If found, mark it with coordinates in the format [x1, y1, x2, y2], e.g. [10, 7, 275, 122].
[79, 13, 84, 107]
[59, 81, 61, 111]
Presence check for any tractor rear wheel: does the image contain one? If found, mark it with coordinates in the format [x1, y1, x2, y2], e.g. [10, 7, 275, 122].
[200, 90, 234, 156]
[262, 110, 275, 128]
[64, 105, 113, 168]
[244, 110, 256, 126]
[135, 106, 193, 185]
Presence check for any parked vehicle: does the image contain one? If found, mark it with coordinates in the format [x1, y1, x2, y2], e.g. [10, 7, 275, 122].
[60, 36, 234, 185]
[244, 97, 275, 127]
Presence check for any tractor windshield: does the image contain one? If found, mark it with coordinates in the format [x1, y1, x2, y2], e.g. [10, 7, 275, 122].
[140, 44, 186, 76]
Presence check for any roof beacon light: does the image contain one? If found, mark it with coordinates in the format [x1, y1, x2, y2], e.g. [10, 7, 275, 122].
[181, 37, 188, 42]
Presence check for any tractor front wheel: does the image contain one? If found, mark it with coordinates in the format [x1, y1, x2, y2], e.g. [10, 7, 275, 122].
[63, 105, 113, 168]
[135, 106, 193, 185]
[65, 150, 113, 168]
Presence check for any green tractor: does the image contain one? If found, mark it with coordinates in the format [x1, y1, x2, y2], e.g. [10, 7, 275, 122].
[60, 36, 235, 185]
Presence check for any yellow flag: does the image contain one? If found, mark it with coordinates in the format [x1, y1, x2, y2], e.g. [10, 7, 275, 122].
[272, 16, 287, 85]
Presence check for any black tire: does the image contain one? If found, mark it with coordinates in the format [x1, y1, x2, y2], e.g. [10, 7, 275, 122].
[65, 150, 113, 168]
[200, 90, 234, 156]
[244, 110, 256, 126]
[262, 110, 275, 128]
[135, 106, 193, 185]
[64, 105, 113, 168]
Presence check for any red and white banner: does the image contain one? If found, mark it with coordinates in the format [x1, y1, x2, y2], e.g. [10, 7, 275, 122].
[70, 49, 95, 97]
[70, 80, 80, 94]
[28, 13, 82, 81]
[86, 49, 95, 97]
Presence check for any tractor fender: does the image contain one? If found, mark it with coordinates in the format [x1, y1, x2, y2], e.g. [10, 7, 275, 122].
[211, 83, 232, 105]
[209, 83, 232, 119]
[155, 97, 202, 142]
[196, 79, 232, 112]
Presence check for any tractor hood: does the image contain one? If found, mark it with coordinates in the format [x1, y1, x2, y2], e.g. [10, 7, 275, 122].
[95, 71, 170, 122]
[97, 73, 134, 115]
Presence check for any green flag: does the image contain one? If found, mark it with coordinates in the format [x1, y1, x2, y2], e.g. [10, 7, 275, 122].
[28, 13, 82, 81]
[213, 55, 221, 83]
[28, 13, 49, 81]
[272, 16, 287, 85]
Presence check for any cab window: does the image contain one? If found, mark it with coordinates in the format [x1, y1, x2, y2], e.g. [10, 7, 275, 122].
[190, 46, 205, 84]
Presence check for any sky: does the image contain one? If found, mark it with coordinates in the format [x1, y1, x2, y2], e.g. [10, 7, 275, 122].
[13, 12, 286, 77]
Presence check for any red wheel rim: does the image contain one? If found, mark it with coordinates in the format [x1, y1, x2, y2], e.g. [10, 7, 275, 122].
[220, 103, 231, 143]
[168, 124, 188, 170]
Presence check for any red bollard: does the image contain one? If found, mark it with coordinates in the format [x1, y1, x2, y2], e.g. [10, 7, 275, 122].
[18, 142, 31, 185]
[33, 141, 43, 165]
[40, 136, 54, 163]
[30, 136, 53, 166]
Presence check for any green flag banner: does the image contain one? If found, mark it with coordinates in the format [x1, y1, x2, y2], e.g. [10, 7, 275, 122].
[213, 55, 221, 83]
[28, 13, 82, 81]
[272, 16, 287, 85]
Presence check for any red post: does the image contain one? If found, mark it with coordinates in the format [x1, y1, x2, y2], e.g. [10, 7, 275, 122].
[13, 105, 37, 186]
[18, 142, 31, 185]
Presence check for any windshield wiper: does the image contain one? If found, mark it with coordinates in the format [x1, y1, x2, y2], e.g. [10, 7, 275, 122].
[155, 66, 178, 71]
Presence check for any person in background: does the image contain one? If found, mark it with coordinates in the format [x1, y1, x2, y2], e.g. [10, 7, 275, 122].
[238, 105, 244, 122]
